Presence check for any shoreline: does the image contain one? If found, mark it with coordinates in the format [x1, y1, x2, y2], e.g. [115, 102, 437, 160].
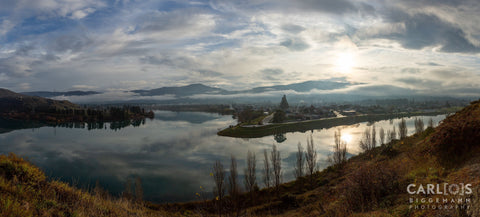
[217, 111, 448, 138]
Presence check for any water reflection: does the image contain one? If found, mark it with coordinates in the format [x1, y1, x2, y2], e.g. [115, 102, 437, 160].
[0, 112, 446, 203]
[274, 134, 287, 143]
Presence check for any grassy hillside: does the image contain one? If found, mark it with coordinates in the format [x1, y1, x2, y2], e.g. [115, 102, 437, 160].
[0, 153, 177, 216]
[1, 99, 479, 216]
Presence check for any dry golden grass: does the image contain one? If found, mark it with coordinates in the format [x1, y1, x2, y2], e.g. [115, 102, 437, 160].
[0, 153, 177, 217]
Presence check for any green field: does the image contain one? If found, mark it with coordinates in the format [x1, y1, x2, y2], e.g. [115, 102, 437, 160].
[217, 111, 448, 138]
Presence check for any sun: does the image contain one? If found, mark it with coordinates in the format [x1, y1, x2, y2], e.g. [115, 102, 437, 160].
[341, 133, 352, 144]
[335, 52, 355, 73]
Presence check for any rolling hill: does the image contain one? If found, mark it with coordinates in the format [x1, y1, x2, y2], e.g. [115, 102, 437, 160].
[0, 88, 80, 114]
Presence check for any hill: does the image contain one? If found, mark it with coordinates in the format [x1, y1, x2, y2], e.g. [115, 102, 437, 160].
[131, 80, 353, 97]
[132, 83, 228, 97]
[0, 88, 80, 114]
[0, 88, 154, 123]
[21, 90, 101, 98]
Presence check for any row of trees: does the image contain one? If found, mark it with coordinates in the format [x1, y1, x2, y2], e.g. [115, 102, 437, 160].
[210, 116, 435, 215]
[211, 130, 349, 215]
[359, 117, 434, 152]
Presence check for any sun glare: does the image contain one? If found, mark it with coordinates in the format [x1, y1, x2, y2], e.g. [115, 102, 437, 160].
[341, 133, 352, 144]
[335, 52, 355, 73]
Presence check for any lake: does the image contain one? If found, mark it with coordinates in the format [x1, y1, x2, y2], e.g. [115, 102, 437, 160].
[0, 111, 446, 203]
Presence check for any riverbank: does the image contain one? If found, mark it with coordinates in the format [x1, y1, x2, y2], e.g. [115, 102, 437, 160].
[218, 111, 450, 138]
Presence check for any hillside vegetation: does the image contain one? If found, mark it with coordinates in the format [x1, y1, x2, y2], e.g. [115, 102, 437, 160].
[1, 99, 480, 216]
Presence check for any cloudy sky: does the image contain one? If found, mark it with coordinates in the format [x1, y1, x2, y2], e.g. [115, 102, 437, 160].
[1, 0, 480, 96]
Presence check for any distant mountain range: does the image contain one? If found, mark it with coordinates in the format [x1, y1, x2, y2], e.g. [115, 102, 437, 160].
[21, 80, 352, 98]
[21, 90, 101, 98]
[16, 80, 474, 104]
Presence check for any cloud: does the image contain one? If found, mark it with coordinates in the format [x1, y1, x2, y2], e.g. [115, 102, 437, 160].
[276, 0, 360, 14]
[374, 7, 480, 53]
[134, 9, 216, 39]
[50, 34, 93, 53]
[396, 77, 443, 89]
[70, 8, 96, 19]
[0, 56, 33, 77]
[0, 0, 106, 36]
[0, 0, 479, 97]
[281, 24, 306, 34]
[261, 68, 284, 80]
[280, 37, 310, 51]
[416, 62, 443, 66]
[72, 84, 96, 90]
[196, 69, 223, 77]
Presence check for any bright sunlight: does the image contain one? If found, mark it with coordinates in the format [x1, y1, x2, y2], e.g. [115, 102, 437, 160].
[335, 52, 355, 73]
[341, 133, 352, 144]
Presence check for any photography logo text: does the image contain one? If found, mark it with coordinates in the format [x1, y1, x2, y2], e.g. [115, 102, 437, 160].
[407, 183, 472, 210]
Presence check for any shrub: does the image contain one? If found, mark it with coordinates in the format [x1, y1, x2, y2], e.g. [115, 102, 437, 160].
[430, 100, 480, 167]
[339, 162, 400, 212]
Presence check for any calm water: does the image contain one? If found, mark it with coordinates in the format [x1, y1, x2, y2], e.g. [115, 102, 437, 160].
[0, 111, 446, 202]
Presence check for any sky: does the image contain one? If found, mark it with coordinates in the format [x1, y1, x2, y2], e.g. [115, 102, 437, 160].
[1, 0, 480, 97]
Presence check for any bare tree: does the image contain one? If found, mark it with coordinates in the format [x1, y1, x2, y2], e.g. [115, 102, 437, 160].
[263, 149, 271, 189]
[371, 124, 376, 148]
[305, 135, 317, 184]
[414, 118, 424, 134]
[294, 142, 304, 179]
[228, 155, 240, 198]
[428, 118, 434, 128]
[331, 129, 347, 165]
[271, 144, 282, 191]
[379, 127, 385, 145]
[359, 127, 373, 151]
[391, 125, 397, 140]
[244, 151, 256, 194]
[135, 177, 143, 203]
[228, 155, 241, 214]
[213, 160, 226, 201]
[398, 118, 407, 139]
[386, 129, 392, 144]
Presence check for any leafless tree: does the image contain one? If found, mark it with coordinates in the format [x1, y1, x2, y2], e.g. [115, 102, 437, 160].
[228, 155, 240, 198]
[391, 125, 397, 140]
[213, 160, 226, 201]
[294, 142, 304, 179]
[398, 118, 407, 139]
[228, 155, 242, 215]
[379, 127, 385, 145]
[371, 124, 376, 148]
[263, 149, 271, 189]
[271, 144, 282, 191]
[244, 151, 256, 194]
[360, 127, 373, 151]
[305, 135, 317, 184]
[386, 129, 392, 144]
[414, 118, 424, 134]
[331, 129, 347, 165]
[135, 177, 143, 203]
[428, 118, 434, 128]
